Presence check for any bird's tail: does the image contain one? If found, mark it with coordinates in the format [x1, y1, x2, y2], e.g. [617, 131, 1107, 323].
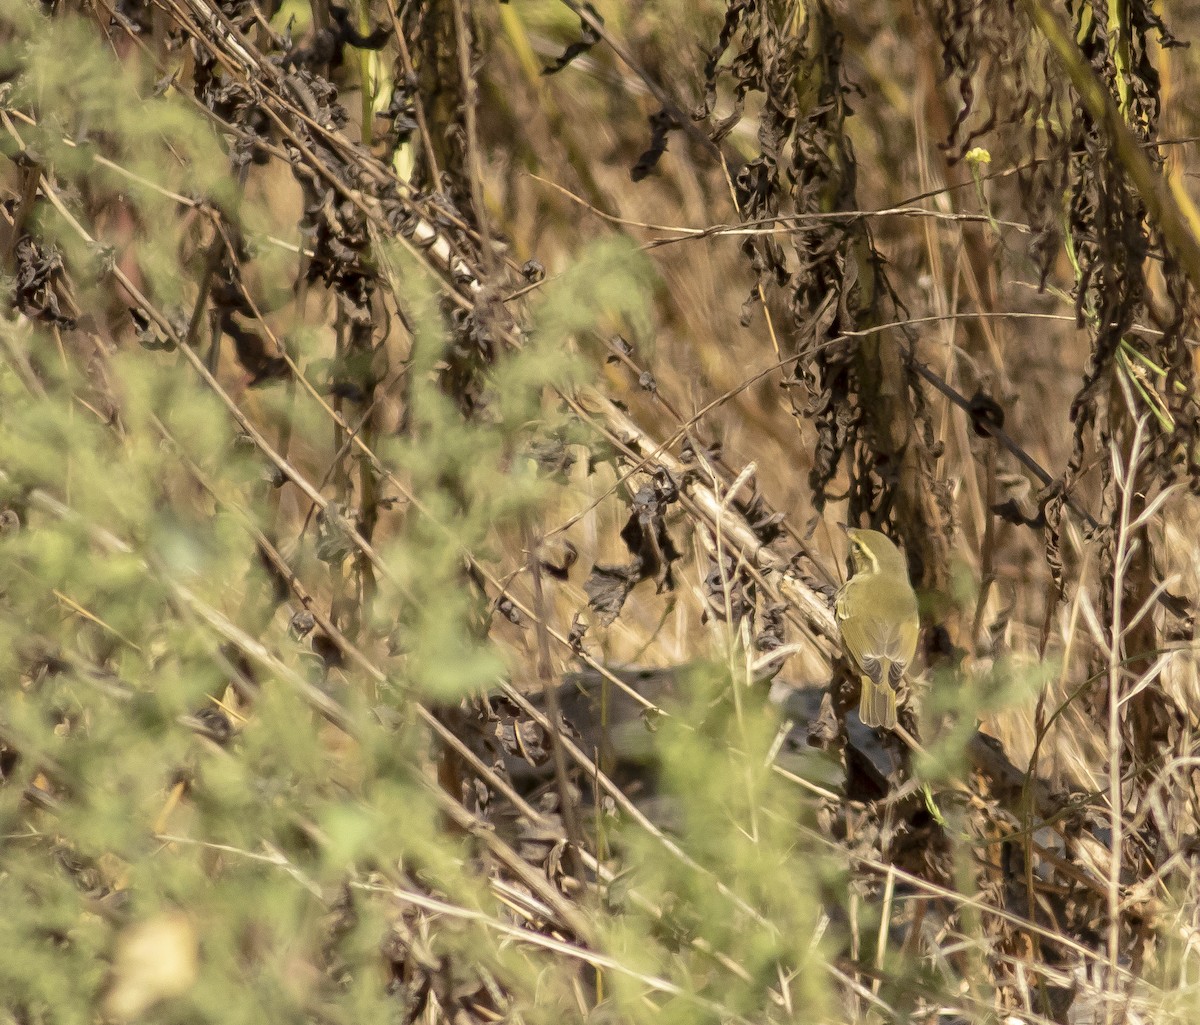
[859, 676, 898, 730]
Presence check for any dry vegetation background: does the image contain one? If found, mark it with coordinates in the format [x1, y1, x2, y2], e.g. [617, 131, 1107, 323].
[5, 0, 1200, 1022]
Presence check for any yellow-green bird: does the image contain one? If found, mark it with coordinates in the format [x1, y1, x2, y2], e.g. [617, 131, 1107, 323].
[836, 527, 920, 730]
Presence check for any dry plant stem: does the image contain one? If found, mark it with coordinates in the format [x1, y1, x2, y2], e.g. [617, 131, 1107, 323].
[379, 0, 441, 183]
[706, 477, 763, 843]
[598, 321, 835, 587]
[354, 392, 379, 622]
[569, 395, 839, 687]
[164, 838, 651, 996]
[1105, 420, 1144, 1008]
[874, 866, 895, 997]
[3, 157, 40, 268]
[970, 441, 998, 645]
[579, 390, 839, 641]
[907, 352, 1099, 528]
[348, 881, 755, 1021]
[185, 229, 227, 365]
[712, 149, 796, 445]
[525, 523, 587, 883]
[531, 169, 1035, 238]
[451, 0, 496, 278]
[546, 313, 1087, 552]
[498, 23, 610, 217]
[795, 815, 1145, 993]
[155, 0, 481, 266]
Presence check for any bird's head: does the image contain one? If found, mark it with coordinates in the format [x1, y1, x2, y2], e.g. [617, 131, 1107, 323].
[843, 527, 909, 578]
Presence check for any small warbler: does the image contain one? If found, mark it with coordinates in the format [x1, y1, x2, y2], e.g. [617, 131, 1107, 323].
[835, 527, 919, 730]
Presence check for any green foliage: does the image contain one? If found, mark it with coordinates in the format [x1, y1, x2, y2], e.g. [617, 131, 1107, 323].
[0, 9, 709, 1007]
[379, 239, 650, 700]
[7, 0, 1192, 1020]
[607, 665, 835, 1025]
[0, 0, 232, 310]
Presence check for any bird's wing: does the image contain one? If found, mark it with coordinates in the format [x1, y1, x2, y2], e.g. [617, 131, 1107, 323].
[836, 583, 883, 684]
[836, 581, 917, 683]
[875, 623, 916, 665]
[871, 580, 920, 672]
